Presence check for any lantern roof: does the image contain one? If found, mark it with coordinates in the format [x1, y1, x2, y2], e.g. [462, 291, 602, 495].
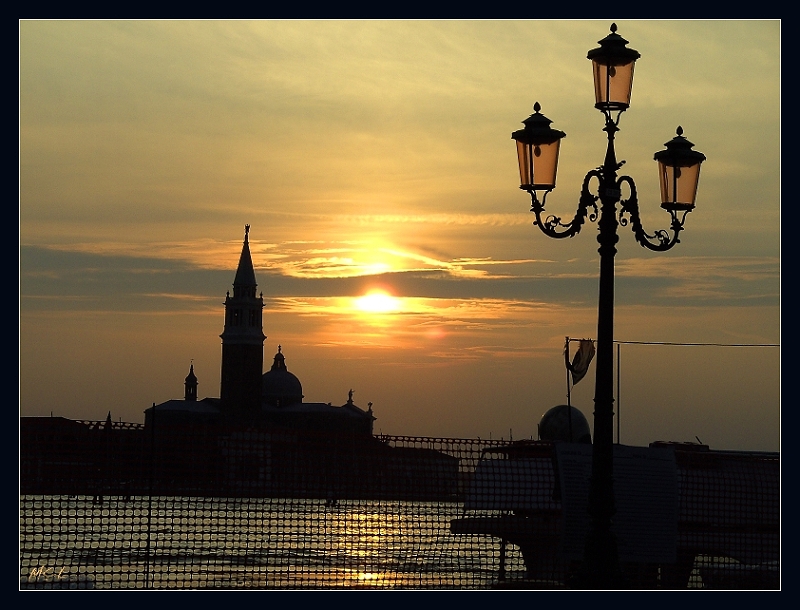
[654, 126, 707, 167]
[511, 102, 566, 146]
[587, 23, 641, 65]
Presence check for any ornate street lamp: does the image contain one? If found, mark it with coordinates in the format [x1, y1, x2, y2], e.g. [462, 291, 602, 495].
[511, 24, 705, 588]
[512, 102, 566, 198]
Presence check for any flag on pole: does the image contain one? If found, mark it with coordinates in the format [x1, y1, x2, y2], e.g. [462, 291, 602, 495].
[567, 339, 595, 385]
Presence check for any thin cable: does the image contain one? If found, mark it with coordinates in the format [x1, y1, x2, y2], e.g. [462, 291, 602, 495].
[568, 338, 779, 347]
[614, 341, 779, 347]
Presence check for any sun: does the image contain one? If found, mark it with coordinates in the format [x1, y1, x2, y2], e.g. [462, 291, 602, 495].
[354, 289, 401, 314]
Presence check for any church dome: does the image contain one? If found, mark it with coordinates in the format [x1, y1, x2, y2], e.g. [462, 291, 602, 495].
[262, 347, 303, 408]
[539, 405, 591, 444]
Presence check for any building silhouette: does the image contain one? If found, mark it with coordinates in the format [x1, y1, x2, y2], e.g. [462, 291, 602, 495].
[144, 225, 375, 435]
[21, 226, 467, 500]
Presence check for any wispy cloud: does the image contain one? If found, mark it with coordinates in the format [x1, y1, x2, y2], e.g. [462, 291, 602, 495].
[617, 256, 780, 281]
[29, 236, 542, 281]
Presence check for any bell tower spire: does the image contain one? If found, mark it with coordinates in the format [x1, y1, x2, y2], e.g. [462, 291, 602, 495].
[184, 363, 198, 401]
[220, 225, 266, 418]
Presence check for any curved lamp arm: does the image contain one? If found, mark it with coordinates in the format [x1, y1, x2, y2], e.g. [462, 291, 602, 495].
[530, 169, 601, 239]
[618, 175, 690, 252]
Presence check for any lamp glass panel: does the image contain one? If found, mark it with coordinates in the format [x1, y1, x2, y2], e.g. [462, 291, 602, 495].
[516, 140, 533, 187]
[517, 140, 561, 190]
[532, 140, 560, 189]
[592, 60, 635, 110]
[658, 161, 701, 207]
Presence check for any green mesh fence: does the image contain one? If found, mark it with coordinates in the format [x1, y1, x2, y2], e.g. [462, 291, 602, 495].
[20, 419, 779, 589]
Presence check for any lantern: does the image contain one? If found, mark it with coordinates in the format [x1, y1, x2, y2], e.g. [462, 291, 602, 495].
[511, 102, 566, 193]
[654, 126, 706, 210]
[587, 23, 640, 113]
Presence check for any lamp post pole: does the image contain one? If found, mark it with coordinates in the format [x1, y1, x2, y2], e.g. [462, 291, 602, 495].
[584, 117, 623, 587]
[511, 24, 706, 588]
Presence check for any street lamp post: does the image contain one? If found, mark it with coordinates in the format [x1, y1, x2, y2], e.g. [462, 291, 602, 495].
[512, 24, 706, 588]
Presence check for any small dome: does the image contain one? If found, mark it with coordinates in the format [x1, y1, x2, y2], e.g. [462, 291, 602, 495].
[262, 347, 303, 407]
[539, 405, 591, 444]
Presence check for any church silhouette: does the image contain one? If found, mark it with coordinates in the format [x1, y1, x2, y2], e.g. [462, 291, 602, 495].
[21, 226, 465, 500]
[144, 225, 375, 436]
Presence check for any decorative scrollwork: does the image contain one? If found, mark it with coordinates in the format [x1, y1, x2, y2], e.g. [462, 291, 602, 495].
[618, 175, 687, 251]
[530, 170, 601, 239]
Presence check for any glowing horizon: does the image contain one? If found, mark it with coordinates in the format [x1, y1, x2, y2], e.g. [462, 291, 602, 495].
[20, 20, 780, 450]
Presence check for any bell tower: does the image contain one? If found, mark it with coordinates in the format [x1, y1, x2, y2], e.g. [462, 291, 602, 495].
[184, 363, 198, 401]
[220, 225, 266, 417]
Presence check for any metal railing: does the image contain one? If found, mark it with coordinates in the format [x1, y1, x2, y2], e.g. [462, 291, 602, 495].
[20, 419, 779, 589]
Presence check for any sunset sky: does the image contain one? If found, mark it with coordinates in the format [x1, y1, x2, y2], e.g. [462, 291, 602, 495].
[19, 20, 780, 451]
